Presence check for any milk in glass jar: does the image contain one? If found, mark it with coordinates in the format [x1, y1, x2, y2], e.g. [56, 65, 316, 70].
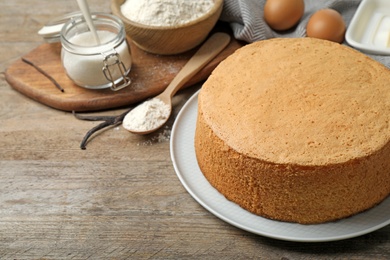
[60, 13, 131, 91]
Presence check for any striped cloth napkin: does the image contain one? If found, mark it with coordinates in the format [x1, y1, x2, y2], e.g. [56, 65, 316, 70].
[220, 0, 390, 68]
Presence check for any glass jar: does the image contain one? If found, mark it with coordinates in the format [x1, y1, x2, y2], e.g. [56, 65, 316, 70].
[60, 13, 131, 91]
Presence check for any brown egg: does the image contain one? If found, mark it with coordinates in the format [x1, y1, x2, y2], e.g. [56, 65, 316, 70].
[306, 9, 346, 43]
[264, 0, 304, 31]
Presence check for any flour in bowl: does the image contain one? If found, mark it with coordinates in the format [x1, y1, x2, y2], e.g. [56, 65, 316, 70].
[121, 0, 214, 26]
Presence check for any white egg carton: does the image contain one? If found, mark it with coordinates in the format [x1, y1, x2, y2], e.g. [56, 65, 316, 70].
[346, 0, 390, 55]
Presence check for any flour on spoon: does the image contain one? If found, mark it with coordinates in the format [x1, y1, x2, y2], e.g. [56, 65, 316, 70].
[123, 98, 171, 132]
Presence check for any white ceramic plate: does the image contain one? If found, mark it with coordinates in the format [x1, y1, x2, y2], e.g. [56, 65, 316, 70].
[170, 90, 390, 242]
[346, 0, 390, 55]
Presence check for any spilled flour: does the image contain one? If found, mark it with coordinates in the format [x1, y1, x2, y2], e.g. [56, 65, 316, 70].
[137, 126, 172, 146]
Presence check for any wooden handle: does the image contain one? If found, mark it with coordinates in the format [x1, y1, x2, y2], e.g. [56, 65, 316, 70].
[163, 32, 231, 98]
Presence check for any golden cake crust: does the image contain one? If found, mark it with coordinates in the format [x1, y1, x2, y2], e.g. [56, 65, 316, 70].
[195, 38, 390, 224]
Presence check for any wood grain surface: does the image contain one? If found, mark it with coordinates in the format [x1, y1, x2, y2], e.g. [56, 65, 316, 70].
[0, 1, 389, 259]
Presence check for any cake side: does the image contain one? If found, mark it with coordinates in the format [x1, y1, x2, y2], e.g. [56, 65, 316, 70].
[195, 107, 390, 224]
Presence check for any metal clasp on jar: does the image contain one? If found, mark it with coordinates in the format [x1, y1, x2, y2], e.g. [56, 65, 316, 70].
[102, 49, 131, 91]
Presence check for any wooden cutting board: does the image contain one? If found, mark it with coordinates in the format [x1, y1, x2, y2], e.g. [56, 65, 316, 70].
[5, 29, 243, 112]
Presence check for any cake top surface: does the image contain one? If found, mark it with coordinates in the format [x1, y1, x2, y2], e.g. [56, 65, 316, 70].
[198, 37, 390, 165]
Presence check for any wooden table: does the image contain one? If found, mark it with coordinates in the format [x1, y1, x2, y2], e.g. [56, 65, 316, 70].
[1, 1, 389, 259]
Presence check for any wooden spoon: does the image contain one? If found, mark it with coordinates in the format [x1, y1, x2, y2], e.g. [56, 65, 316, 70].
[122, 32, 231, 134]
